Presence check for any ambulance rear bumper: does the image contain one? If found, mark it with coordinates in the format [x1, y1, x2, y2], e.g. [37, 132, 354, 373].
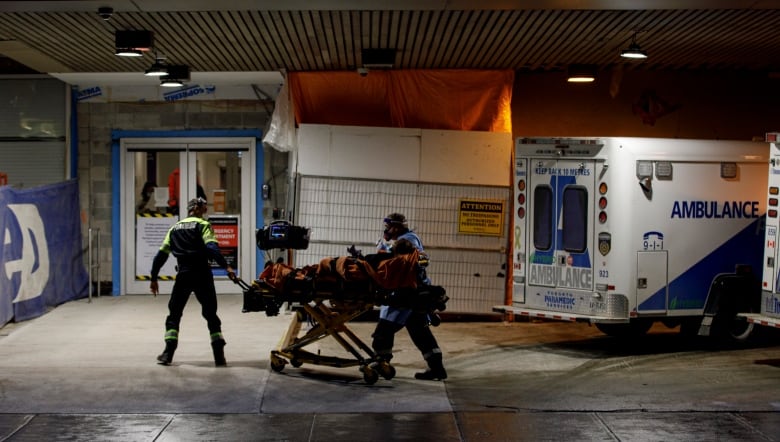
[737, 313, 780, 329]
[492, 305, 628, 324]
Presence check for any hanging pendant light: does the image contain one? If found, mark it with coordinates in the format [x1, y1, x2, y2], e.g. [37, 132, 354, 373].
[115, 30, 153, 57]
[144, 54, 168, 77]
[159, 65, 190, 88]
[621, 33, 648, 59]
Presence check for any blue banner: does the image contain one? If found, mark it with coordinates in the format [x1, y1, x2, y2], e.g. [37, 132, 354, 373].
[0, 180, 89, 324]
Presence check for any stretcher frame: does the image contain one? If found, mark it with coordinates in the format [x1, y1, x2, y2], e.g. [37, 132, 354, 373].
[239, 278, 398, 384]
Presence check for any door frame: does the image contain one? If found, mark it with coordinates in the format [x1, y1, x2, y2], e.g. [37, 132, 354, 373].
[111, 129, 263, 295]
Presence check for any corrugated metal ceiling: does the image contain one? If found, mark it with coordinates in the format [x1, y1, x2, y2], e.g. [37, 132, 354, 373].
[1, 2, 779, 82]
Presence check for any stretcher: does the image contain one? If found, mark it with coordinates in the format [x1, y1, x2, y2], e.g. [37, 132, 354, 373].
[237, 249, 448, 384]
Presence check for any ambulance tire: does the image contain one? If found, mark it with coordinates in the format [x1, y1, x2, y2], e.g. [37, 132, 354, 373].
[595, 320, 653, 338]
[712, 309, 755, 343]
[707, 272, 760, 344]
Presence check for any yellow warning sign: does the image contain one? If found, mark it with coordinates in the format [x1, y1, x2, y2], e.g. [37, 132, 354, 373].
[458, 199, 504, 236]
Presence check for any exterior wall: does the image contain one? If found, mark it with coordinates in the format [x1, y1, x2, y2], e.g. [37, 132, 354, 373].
[512, 70, 780, 140]
[76, 100, 278, 288]
[72, 70, 780, 290]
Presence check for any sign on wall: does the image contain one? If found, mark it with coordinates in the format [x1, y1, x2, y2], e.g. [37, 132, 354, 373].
[135, 214, 178, 280]
[458, 199, 504, 236]
[210, 215, 239, 277]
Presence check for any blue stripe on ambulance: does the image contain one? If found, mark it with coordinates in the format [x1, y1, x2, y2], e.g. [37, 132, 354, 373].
[638, 217, 764, 311]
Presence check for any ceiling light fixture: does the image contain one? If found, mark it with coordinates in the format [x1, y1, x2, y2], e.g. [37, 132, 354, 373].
[160, 64, 190, 87]
[160, 78, 183, 87]
[144, 54, 168, 77]
[620, 32, 648, 59]
[567, 64, 597, 83]
[361, 48, 396, 69]
[115, 30, 153, 57]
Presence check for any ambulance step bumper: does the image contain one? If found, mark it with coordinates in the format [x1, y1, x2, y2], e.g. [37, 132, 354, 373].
[738, 313, 780, 329]
[492, 305, 624, 323]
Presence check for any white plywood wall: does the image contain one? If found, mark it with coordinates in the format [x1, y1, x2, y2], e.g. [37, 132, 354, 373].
[297, 124, 512, 186]
[293, 124, 513, 313]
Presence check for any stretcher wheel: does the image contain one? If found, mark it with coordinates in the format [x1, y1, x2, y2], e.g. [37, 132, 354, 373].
[361, 365, 379, 385]
[290, 358, 303, 368]
[376, 361, 396, 380]
[270, 354, 286, 372]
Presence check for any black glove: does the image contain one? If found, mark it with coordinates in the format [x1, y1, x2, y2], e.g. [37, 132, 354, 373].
[347, 244, 364, 258]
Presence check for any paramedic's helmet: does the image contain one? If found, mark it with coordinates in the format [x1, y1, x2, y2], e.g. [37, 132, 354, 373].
[383, 212, 408, 229]
[187, 197, 207, 213]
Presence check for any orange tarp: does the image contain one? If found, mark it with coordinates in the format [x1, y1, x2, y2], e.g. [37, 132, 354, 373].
[288, 69, 513, 133]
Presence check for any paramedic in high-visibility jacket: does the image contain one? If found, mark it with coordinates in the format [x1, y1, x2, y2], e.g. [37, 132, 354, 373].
[150, 197, 236, 366]
[371, 213, 447, 381]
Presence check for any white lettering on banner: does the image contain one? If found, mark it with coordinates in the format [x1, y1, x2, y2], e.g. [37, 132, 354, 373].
[4, 204, 50, 303]
[163, 85, 217, 102]
[76, 86, 102, 101]
[528, 263, 592, 289]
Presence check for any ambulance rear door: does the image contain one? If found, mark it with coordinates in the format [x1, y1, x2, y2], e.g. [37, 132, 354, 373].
[527, 159, 596, 294]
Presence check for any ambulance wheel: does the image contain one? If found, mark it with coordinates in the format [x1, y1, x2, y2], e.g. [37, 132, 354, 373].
[712, 310, 755, 343]
[727, 320, 755, 342]
[270, 355, 286, 372]
[361, 365, 379, 385]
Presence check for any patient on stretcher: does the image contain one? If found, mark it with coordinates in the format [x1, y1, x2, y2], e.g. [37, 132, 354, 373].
[244, 240, 447, 315]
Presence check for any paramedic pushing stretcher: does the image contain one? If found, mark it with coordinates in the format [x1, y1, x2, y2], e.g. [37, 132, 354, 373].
[371, 213, 447, 381]
[150, 197, 236, 366]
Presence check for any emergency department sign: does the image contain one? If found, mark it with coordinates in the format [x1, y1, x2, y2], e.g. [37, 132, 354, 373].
[458, 199, 504, 236]
[210, 215, 239, 277]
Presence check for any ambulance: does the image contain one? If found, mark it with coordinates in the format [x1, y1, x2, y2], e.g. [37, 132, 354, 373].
[738, 133, 780, 330]
[495, 137, 767, 340]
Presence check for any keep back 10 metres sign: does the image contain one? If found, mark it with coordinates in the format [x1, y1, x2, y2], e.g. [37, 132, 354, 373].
[458, 199, 504, 236]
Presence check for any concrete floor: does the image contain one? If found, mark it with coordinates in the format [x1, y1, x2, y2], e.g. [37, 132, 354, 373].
[0, 294, 779, 441]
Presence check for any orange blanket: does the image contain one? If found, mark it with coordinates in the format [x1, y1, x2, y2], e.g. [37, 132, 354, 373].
[258, 249, 420, 293]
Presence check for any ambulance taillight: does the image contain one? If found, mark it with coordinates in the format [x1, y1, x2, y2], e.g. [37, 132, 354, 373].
[517, 180, 526, 218]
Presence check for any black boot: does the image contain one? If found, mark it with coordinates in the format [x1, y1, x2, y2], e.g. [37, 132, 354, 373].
[211, 333, 227, 367]
[414, 353, 447, 381]
[157, 340, 177, 366]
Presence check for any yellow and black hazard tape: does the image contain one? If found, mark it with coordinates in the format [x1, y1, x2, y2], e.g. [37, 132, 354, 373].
[137, 212, 176, 218]
[137, 275, 176, 281]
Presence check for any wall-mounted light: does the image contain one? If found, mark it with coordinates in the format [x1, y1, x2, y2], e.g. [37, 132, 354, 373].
[115, 30, 153, 57]
[160, 65, 189, 87]
[567, 64, 597, 83]
[621, 32, 648, 59]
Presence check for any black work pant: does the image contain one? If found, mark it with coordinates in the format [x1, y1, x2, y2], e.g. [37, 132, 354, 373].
[165, 269, 222, 335]
[372, 311, 440, 362]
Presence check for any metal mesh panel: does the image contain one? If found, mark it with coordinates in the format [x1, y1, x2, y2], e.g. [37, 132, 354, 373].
[294, 176, 511, 313]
